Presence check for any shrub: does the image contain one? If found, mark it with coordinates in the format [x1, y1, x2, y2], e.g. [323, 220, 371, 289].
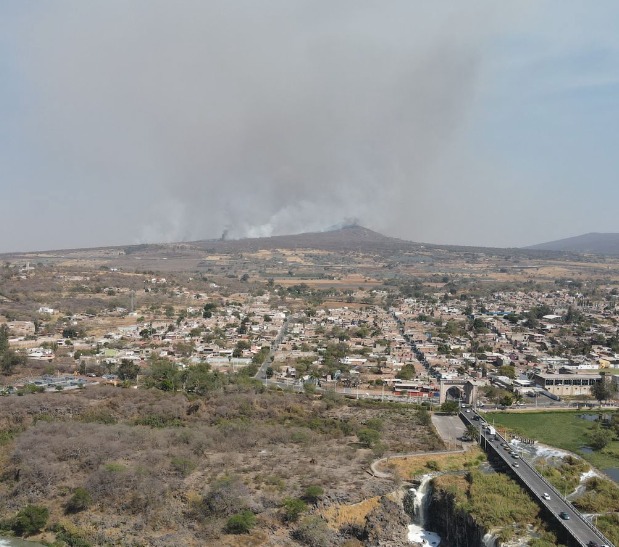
[201, 476, 250, 517]
[365, 418, 383, 432]
[171, 456, 196, 477]
[426, 460, 440, 471]
[224, 510, 256, 534]
[293, 516, 333, 546]
[65, 487, 92, 514]
[357, 428, 380, 448]
[11, 505, 49, 536]
[303, 485, 324, 504]
[282, 497, 307, 522]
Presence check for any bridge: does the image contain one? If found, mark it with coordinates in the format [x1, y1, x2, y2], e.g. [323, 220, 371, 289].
[460, 410, 614, 547]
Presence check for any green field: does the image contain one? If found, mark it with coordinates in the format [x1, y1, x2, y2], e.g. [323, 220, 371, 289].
[485, 410, 619, 470]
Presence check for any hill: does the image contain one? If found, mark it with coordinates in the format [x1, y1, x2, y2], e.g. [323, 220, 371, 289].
[525, 233, 619, 255]
[189, 225, 418, 254]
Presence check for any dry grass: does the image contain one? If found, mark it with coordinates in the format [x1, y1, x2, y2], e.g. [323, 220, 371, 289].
[320, 495, 382, 529]
[377, 448, 485, 480]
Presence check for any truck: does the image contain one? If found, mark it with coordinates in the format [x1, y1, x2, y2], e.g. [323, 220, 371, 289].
[485, 426, 496, 436]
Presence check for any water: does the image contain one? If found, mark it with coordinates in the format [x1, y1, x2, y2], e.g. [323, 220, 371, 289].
[482, 532, 497, 547]
[602, 467, 619, 483]
[0, 538, 45, 547]
[407, 475, 441, 546]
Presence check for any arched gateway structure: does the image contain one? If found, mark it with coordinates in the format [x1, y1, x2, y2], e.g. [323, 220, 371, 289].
[438, 379, 485, 405]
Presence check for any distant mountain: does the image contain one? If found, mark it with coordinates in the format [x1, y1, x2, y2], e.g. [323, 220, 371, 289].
[525, 233, 619, 255]
[189, 225, 418, 254]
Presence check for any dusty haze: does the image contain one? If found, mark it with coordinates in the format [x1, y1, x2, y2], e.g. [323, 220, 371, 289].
[3, 2, 618, 251]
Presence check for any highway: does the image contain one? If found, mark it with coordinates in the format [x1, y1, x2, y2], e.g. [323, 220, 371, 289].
[461, 410, 614, 547]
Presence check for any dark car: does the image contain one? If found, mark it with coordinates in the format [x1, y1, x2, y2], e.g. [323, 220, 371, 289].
[559, 511, 570, 520]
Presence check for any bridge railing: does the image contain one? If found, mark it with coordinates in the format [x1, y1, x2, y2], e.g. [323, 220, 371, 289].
[460, 412, 614, 547]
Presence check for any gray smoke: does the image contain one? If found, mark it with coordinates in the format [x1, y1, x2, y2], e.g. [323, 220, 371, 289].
[4, 1, 530, 247]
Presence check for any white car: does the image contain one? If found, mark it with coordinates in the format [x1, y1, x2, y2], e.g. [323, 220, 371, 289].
[542, 493, 551, 500]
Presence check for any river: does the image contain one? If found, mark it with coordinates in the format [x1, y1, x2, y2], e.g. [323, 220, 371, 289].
[0, 537, 45, 547]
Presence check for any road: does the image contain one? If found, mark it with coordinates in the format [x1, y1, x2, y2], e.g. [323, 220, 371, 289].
[461, 411, 614, 547]
[431, 414, 468, 450]
[255, 315, 291, 380]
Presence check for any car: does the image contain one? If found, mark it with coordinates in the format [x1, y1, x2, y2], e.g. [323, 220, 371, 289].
[512, 454, 519, 459]
[542, 493, 551, 500]
[559, 511, 570, 520]
[465, 409, 471, 413]
[512, 462, 519, 468]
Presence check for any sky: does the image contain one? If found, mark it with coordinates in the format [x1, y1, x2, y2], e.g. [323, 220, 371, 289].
[1, 1, 619, 253]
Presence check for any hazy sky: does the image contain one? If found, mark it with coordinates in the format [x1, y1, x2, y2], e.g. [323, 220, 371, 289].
[2, 2, 619, 252]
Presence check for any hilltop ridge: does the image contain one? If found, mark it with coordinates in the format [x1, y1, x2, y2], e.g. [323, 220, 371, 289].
[525, 232, 619, 255]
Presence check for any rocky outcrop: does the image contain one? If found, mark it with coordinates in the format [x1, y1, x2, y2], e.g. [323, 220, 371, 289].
[426, 486, 487, 547]
[363, 496, 411, 547]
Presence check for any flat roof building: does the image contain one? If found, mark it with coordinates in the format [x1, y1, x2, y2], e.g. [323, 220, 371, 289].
[532, 372, 601, 398]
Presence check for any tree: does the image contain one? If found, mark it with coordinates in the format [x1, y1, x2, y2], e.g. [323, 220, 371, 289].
[440, 400, 460, 415]
[588, 425, 613, 451]
[145, 358, 181, 391]
[0, 348, 26, 375]
[11, 505, 49, 536]
[591, 374, 617, 405]
[117, 359, 140, 381]
[0, 324, 9, 353]
[465, 424, 479, 441]
[0, 325, 26, 375]
[498, 365, 516, 379]
[203, 303, 217, 318]
[417, 406, 432, 426]
[62, 326, 81, 339]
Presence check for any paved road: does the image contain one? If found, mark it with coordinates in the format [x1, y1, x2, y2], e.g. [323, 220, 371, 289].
[461, 411, 614, 547]
[255, 315, 291, 380]
[431, 414, 468, 450]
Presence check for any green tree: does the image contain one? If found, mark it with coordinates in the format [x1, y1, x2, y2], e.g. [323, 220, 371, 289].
[145, 358, 181, 391]
[357, 428, 380, 448]
[0, 324, 26, 375]
[11, 505, 49, 536]
[498, 365, 516, 379]
[185, 362, 226, 395]
[440, 400, 460, 415]
[0, 325, 9, 353]
[588, 426, 613, 451]
[465, 424, 479, 441]
[591, 374, 617, 405]
[417, 406, 432, 426]
[116, 359, 139, 381]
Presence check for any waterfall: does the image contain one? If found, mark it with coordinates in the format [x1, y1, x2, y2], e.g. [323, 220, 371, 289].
[412, 475, 432, 527]
[482, 532, 497, 547]
[407, 475, 441, 546]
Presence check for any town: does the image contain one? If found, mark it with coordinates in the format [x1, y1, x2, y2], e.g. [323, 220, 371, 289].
[1, 230, 619, 546]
